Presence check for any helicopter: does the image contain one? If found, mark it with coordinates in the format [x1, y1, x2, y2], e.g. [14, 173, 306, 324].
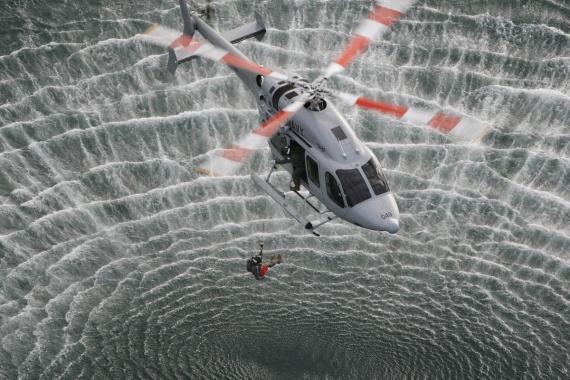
[139, 0, 491, 236]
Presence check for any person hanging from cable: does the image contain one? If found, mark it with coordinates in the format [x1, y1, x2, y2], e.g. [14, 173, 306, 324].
[246, 243, 282, 280]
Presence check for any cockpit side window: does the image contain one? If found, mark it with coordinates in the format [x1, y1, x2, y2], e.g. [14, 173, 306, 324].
[325, 172, 344, 208]
[361, 158, 389, 195]
[336, 168, 371, 207]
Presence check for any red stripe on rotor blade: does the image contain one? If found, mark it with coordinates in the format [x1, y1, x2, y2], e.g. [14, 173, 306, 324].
[220, 144, 254, 163]
[169, 34, 194, 48]
[221, 53, 273, 76]
[335, 34, 372, 68]
[370, 6, 403, 27]
[253, 110, 292, 138]
[355, 98, 408, 118]
[427, 113, 461, 132]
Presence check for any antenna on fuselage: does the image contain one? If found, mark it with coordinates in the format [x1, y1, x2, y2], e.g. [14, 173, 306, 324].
[336, 137, 347, 159]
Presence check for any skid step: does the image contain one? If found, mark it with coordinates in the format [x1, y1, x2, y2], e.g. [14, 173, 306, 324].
[251, 173, 319, 236]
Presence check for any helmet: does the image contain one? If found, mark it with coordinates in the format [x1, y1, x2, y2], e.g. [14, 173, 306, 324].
[254, 256, 262, 264]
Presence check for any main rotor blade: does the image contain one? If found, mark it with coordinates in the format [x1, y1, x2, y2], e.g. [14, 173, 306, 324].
[196, 96, 310, 176]
[333, 92, 492, 142]
[139, 24, 288, 81]
[324, 0, 417, 79]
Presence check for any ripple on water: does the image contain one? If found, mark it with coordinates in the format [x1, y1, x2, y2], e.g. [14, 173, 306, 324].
[1, 0, 570, 379]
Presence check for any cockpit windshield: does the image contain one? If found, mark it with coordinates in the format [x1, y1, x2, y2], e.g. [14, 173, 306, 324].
[335, 168, 371, 207]
[361, 158, 389, 195]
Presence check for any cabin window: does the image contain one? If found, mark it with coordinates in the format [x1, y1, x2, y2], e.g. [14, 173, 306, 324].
[336, 168, 371, 207]
[361, 158, 389, 195]
[326, 172, 344, 208]
[269, 86, 275, 94]
[256, 75, 263, 87]
[307, 156, 320, 188]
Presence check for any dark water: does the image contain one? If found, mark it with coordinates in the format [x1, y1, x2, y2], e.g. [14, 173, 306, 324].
[1, 0, 569, 378]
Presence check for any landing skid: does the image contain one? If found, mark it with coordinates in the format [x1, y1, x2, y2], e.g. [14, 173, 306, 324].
[251, 173, 337, 236]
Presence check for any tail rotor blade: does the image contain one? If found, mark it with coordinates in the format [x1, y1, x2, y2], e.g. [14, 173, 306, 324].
[196, 96, 310, 176]
[141, 24, 195, 48]
[332, 92, 491, 142]
[324, 0, 417, 79]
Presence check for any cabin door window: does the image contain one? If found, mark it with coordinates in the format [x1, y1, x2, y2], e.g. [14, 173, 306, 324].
[306, 155, 320, 188]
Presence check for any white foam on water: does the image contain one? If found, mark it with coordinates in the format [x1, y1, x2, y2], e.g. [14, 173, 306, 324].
[1, 0, 569, 378]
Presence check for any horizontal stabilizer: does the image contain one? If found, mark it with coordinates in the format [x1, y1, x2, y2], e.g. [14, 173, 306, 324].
[251, 173, 317, 235]
[226, 10, 266, 43]
[173, 12, 266, 67]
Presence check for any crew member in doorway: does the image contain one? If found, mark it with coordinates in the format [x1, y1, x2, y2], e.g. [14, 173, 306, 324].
[246, 243, 281, 280]
[275, 141, 305, 191]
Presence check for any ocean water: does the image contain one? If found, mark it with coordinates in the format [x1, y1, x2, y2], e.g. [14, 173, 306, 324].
[1, 0, 569, 378]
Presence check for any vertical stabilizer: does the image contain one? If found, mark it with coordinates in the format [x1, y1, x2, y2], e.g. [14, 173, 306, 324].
[167, 48, 178, 74]
[254, 11, 265, 41]
[168, 0, 197, 74]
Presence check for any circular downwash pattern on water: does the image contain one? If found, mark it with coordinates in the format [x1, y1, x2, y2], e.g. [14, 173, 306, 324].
[1, 0, 569, 378]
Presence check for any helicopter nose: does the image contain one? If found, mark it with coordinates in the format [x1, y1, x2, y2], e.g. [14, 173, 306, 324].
[378, 216, 399, 234]
[350, 192, 400, 234]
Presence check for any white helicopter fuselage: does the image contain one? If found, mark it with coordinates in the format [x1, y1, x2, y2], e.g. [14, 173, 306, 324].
[187, 11, 399, 233]
[147, 4, 489, 235]
[254, 70, 400, 233]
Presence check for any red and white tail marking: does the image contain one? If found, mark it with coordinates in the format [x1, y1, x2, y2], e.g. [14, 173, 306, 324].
[325, 0, 416, 78]
[196, 98, 309, 176]
[334, 92, 491, 141]
[140, 24, 288, 81]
